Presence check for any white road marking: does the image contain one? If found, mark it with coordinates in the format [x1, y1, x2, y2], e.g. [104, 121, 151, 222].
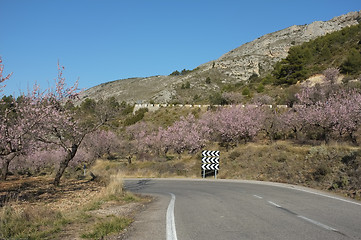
[298, 215, 338, 232]
[294, 188, 361, 207]
[267, 200, 339, 232]
[268, 201, 282, 208]
[253, 195, 263, 199]
[166, 193, 178, 240]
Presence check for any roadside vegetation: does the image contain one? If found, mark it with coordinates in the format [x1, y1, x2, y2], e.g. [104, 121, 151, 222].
[0, 164, 149, 240]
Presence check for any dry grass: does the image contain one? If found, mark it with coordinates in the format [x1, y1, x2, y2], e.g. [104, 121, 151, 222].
[112, 141, 361, 200]
[0, 168, 150, 239]
[0, 204, 69, 239]
[104, 172, 123, 196]
[90, 159, 124, 181]
[81, 215, 132, 239]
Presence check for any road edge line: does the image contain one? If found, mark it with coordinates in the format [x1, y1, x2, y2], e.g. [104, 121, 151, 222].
[166, 193, 178, 240]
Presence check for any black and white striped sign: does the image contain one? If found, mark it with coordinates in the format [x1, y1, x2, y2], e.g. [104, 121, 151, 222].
[202, 150, 220, 157]
[202, 150, 220, 178]
[202, 164, 219, 170]
[202, 157, 219, 164]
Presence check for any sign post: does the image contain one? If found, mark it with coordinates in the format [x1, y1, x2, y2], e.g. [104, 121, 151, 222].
[83, 164, 86, 177]
[201, 150, 220, 179]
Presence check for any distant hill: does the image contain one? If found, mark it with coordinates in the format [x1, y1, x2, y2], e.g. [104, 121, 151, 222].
[79, 11, 361, 104]
[271, 22, 361, 85]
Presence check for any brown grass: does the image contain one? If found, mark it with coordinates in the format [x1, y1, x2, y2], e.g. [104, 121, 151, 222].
[0, 168, 150, 239]
[116, 141, 361, 200]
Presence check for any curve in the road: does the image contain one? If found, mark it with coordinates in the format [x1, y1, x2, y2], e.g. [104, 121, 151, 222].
[124, 179, 361, 240]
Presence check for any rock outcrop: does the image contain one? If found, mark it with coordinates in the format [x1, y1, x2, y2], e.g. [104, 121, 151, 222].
[199, 11, 361, 81]
[79, 11, 361, 104]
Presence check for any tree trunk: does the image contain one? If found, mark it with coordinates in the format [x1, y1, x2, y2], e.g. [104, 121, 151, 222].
[1, 159, 10, 181]
[0, 153, 16, 181]
[349, 132, 358, 145]
[323, 127, 330, 144]
[53, 144, 78, 186]
[293, 128, 298, 140]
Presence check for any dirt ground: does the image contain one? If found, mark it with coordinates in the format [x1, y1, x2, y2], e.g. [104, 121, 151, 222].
[0, 176, 101, 208]
[0, 176, 152, 240]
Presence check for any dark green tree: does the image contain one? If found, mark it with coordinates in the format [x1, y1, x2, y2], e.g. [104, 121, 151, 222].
[340, 48, 361, 75]
[170, 70, 180, 76]
[205, 77, 211, 84]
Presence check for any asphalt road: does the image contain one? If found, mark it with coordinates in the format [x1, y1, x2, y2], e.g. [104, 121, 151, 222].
[124, 179, 361, 240]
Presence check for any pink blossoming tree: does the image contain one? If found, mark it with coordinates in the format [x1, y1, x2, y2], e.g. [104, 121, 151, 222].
[200, 106, 265, 147]
[33, 63, 119, 185]
[0, 58, 46, 180]
[296, 85, 361, 143]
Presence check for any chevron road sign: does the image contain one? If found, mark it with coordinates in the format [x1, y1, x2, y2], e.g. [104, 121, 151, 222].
[202, 150, 220, 157]
[202, 164, 219, 170]
[202, 150, 220, 179]
[202, 157, 219, 164]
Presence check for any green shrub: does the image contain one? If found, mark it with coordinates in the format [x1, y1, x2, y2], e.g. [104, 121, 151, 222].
[340, 48, 361, 75]
[181, 81, 191, 89]
[124, 108, 148, 126]
[242, 87, 250, 96]
[209, 92, 228, 105]
[229, 151, 241, 160]
[256, 83, 265, 93]
[81, 216, 132, 239]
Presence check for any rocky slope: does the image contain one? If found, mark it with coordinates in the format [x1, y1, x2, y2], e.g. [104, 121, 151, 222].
[79, 11, 361, 104]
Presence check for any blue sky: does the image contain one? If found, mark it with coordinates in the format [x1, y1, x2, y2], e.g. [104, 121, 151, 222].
[1, 0, 360, 96]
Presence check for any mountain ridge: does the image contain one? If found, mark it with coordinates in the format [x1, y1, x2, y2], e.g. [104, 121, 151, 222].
[79, 11, 361, 104]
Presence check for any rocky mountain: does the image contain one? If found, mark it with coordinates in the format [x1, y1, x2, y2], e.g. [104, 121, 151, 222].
[79, 11, 361, 104]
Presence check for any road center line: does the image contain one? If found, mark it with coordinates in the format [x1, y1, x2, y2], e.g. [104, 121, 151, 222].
[268, 201, 282, 208]
[297, 215, 338, 232]
[253, 195, 263, 199]
[267, 200, 341, 233]
[166, 193, 178, 240]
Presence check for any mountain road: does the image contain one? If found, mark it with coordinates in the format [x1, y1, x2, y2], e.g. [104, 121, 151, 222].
[124, 179, 361, 240]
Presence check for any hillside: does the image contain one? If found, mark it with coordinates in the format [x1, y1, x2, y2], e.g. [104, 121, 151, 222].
[271, 23, 361, 85]
[79, 11, 361, 104]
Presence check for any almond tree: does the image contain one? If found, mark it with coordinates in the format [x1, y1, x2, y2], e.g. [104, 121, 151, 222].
[262, 108, 285, 141]
[297, 87, 336, 143]
[281, 106, 306, 140]
[0, 96, 41, 180]
[125, 121, 154, 155]
[143, 127, 168, 156]
[326, 89, 361, 143]
[201, 106, 265, 147]
[0, 58, 45, 180]
[82, 130, 121, 159]
[0, 57, 12, 95]
[296, 86, 361, 143]
[323, 67, 339, 85]
[162, 114, 206, 154]
[34, 63, 118, 186]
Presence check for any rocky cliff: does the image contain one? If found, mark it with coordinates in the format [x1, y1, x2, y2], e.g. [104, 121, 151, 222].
[79, 11, 361, 104]
[200, 11, 361, 81]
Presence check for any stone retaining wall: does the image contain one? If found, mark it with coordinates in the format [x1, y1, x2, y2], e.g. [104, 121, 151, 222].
[133, 103, 292, 114]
